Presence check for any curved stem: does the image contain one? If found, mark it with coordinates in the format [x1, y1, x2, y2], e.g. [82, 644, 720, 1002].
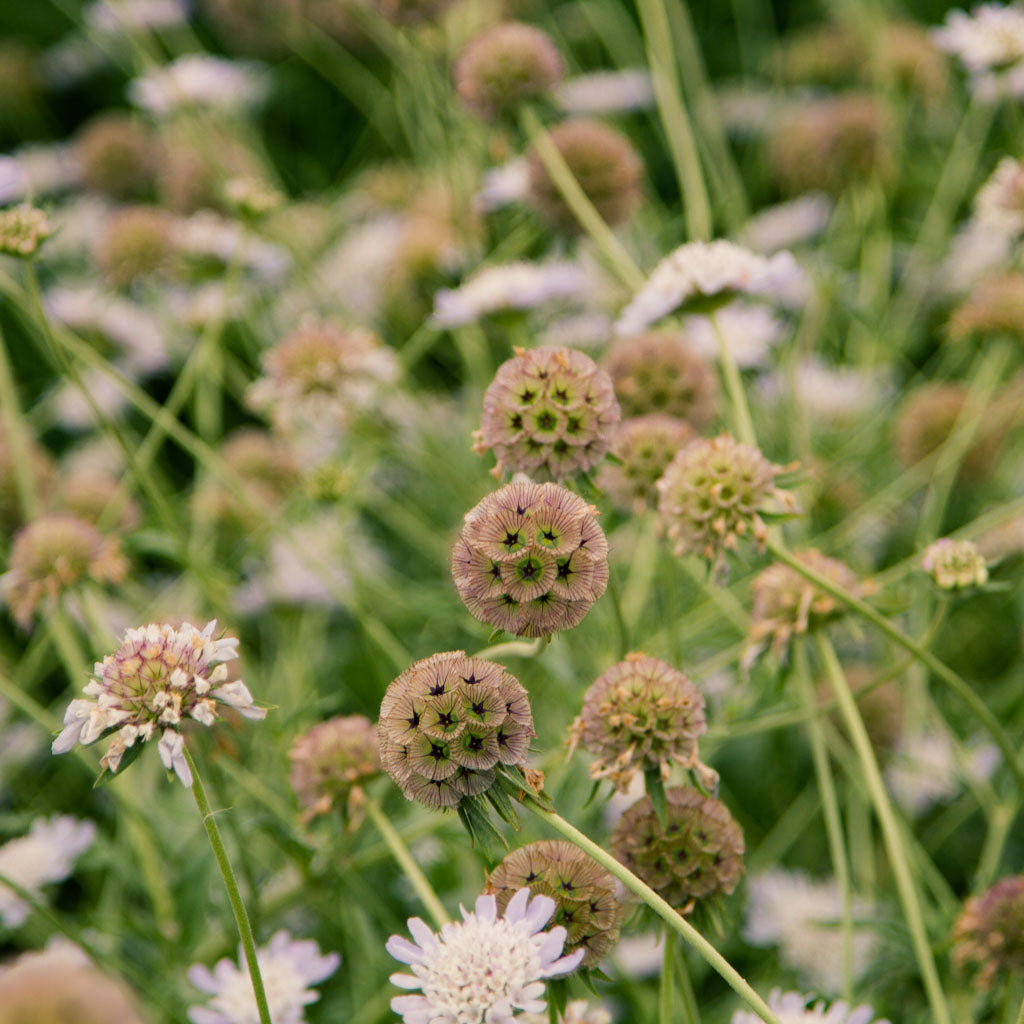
[527, 805, 785, 1024]
[766, 537, 1024, 793]
[365, 797, 451, 928]
[184, 746, 272, 1024]
[471, 636, 547, 661]
[816, 634, 952, 1024]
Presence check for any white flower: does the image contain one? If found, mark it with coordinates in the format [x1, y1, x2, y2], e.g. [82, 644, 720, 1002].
[0, 816, 96, 928]
[188, 930, 340, 1024]
[474, 159, 531, 213]
[683, 301, 788, 369]
[939, 221, 1015, 294]
[173, 211, 290, 283]
[128, 55, 265, 116]
[49, 365, 132, 432]
[430, 261, 590, 328]
[738, 195, 833, 254]
[933, 4, 1024, 96]
[523, 1000, 612, 1024]
[387, 888, 584, 1024]
[613, 240, 803, 336]
[762, 358, 889, 420]
[607, 929, 664, 978]
[885, 728, 999, 816]
[86, 0, 188, 34]
[731, 990, 890, 1024]
[744, 870, 878, 995]
[556, 69, 655, 115]
[974, 156, 1024, 235]
[0, 144, 78, 205]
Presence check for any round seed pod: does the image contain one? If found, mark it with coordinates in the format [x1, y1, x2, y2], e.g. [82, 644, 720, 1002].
[952, 876, 1024, 989]
[452, 480, 609, 638]
[611, 787, 744, 909]
[378, 651, 535, 809]
[488, 840, 623, 966]
[289, 715, 381, 820]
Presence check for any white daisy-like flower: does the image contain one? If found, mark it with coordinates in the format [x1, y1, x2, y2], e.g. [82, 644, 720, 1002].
[683, 301, 788, 370]
[731, 990, 890, 1024]
[737, 194, 833, 254]
[474, 159, 531, 213]
[613, 240, 803, 336]
[387, 887, 584, 1024]
[128, 55, 265, 117]
[744, 870, 878, 995]
[556, 69, 655, 115]
[430, 261, 590, 328]
[933, 4, 1024, 96]
[188, 930, 340, 1024]
[0, 816, 96, 928]
[52, 620, 265, 787]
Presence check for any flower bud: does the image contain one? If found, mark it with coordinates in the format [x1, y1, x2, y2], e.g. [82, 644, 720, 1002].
[452, 480, 609, 637]
[289, 715, 381, 820]
[487, 840, 623, 965]
[0, 203, 52, 258]
[952, 875, 1024, 989]
[473, 346, 620, 481]
[922, 538, 988, 590]
[378, 651, 535, 809]
[611, 787, 744, 909]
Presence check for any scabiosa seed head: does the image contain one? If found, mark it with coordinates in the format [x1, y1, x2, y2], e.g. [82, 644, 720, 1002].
[0, 203, 53, 258]
[455, 22, 564, 120]
[452, 481, 609, 637]
[656, 434, 798, 575]
[473, 346, 621, 481]
[387, 887, 584, 1023]
[527, 118, 643, 232]
[611, 787, 744, 910]
[948, 271, 1024, 340]
[378, 651, 535, 810]
[745, 550, 864, 667]
[922, 538, 989, 590]
[51, 619, 265, 786]
[2, 514, 127, 628]
[604, 331, 717, 426]
[952, 876, 1024, 989]
[93, 205, 176, 285]
[74, 113, 157, 201]
[569, 652, 707, 791]
[596, 415, 695, 513]
[487, 841, 623, 966]
[289, 715, 381, 821]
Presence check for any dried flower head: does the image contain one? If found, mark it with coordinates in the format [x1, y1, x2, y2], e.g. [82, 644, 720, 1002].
[596, 414, 695, 513]
[378, 651, 535, 809]
[455, 22, 564, 120]
[731, 990, 890, 1024]
[611, 787, 744, 910]
[289, 715, 381, 821]
[247, 320, 399, 457]
[388, 888, 584, 1023]
[527, 118, 643, 232]
[52, 620, 265, 786]
[0, 947, 144, 1024]
[0, 203, 53, 257]
[766, 95, 892, 196]
[922, 538, 989, 590]
[604, 331, 717, 426]
[952, 875, 1024, 988]
[656, 434, 798, 574]
[613, 240, 802, 337]
[473, 346, 620, 481]
[893, 382, 1006, 480]
[949, 271, 1024, 340]
[93, 205, 176, 285]
[452, 481, 609, 637]
[2, 514, 127, 627]
[487, 840, 623, 965]
[569, 652, 707, 791]
[745, 550, 864, 667]
[74, 113, 157, 201]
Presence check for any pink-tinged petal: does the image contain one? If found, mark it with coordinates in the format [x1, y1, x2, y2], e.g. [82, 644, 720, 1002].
[474, 892, 498, 922]
[518, 982, 545, 1003]
[504, 886, 532, 923]
[187, 1008, 228, 1024]
[536, 925, 568, 963]
[386, 935, 426, 965]
[51, 717, 86, 754]
[389, 972, 422, 990]
[407, 917, 439, 951]
[543, 947, 585, 977]
[391, 994, 432, 1024]
[186, 964, 220, 994]
[522, 891, 555, 932]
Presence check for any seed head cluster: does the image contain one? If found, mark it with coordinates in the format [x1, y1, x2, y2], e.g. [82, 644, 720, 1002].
[488, 840, 623, 966]
[922, 538, 989, 590]
[0, 203, 53, 258]
[474, 346, 621, 481]
[611, 787, 745, 910]
[569, 652, 707, 791]
[378, 651, 535, 810]
[952, 875, 1024, 989]
[452, 480, 609, 637]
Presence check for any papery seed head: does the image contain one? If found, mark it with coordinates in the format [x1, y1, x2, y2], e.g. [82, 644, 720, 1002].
[952, 876, 1024, 989]
[289, 715, 381, 820]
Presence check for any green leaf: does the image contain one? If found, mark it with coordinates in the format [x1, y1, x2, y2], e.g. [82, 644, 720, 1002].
[92, 741, 147, 788]
[645, 765, 668, 829]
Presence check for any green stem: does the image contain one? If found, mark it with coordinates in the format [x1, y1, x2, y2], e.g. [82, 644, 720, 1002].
[635, 0, 712, 240]
[677, 942, 702, 1024]
[1016, 989, 1024, 1024]
[658, 928, 676, 1024]
[816, 634, 952, 1024]
[0, 320, 40, 520]
[528, 805, 785, 1024]
[711, 310, 757, 447]
[793, 642, 855, 1001]
[471, 636, 547, 661]
[365, 797, 451, 928]
[519, 107, 645, 291]
[766, 537, 1024, 792]
[184, 746, 272, 1024]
